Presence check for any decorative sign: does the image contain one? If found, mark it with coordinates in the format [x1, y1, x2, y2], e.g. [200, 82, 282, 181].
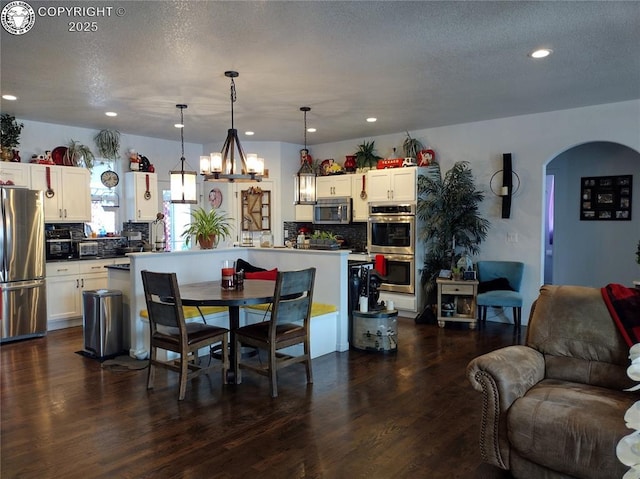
[580, 175, 632, 221]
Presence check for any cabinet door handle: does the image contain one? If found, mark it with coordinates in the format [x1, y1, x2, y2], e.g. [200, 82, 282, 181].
[76, 279, 79, 288]
[59, 209, 63, 218]
[81, 278, 84, 287]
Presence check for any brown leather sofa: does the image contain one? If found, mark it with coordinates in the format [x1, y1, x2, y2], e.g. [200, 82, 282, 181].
[467, 285, 638, 479]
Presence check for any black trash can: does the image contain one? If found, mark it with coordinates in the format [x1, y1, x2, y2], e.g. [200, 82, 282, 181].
[82, 289, 124, 358]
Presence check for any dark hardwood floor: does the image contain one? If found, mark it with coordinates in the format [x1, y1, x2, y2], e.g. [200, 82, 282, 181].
[1, 318, 520, 478]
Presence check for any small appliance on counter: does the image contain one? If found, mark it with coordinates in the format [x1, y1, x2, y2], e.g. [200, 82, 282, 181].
[76, 241, 99, 258]
[117, 231, 143, 254]
[45, 229, 75, 260]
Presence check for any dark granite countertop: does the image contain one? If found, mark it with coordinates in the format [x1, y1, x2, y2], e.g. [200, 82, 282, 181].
[105, 264, 130, 271]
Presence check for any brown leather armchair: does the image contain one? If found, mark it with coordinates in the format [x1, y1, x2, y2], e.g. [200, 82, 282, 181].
[467, 285, 638, 479]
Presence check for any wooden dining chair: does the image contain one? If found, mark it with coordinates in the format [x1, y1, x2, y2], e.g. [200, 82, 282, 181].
[141, 270, 229, 400]
[234, 267, 316, 398]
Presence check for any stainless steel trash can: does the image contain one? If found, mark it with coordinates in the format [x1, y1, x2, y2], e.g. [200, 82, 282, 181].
[352, 309, 398, 353]
[83, 289, 123, 358]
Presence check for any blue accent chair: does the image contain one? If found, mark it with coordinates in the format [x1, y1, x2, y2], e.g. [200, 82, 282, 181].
[476, 261, 524, 330]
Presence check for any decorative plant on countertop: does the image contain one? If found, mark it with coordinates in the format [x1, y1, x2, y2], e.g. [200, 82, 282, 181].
[65, 139, 95, 170]
[94, 129, 121, 161]
[403, 131, 424, 160]
[417, 161, 490, 299]
[355, 140, 382, 170]
[181, 207, 233, 249]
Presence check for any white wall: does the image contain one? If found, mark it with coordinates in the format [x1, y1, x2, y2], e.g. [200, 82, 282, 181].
[310, 100, 640, 324]
[549, 142, 640, 286]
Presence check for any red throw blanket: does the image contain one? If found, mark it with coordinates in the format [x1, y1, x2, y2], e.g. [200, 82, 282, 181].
[601, 283, 640, 347]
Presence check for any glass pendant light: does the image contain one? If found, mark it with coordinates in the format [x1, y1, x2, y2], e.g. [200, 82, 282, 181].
[170, 104, 197, 204]
[295, 106, 316, 204]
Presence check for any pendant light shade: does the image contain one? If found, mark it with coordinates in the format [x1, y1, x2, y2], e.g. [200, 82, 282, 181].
[295, 106, 316, 204]
[170, 104, 198, 204]
[201, 71, 263, 182]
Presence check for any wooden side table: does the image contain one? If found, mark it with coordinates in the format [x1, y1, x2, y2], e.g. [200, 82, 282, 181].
[436, 278, 479, 329]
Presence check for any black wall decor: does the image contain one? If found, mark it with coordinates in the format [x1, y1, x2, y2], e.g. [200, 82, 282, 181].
[502, 153, 513, 219]
[580, 175, 632, 221]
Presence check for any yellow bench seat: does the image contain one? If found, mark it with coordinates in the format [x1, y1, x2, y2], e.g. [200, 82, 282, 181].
[243, 302, 337, 317]
[140, 305, 228, 320]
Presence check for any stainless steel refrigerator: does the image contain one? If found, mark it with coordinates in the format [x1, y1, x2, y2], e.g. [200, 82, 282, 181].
[0, 187, 47, 342]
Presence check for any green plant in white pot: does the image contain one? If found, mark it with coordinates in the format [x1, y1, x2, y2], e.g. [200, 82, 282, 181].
[181, 207, 233, 249]
[65, 139, 95, 170]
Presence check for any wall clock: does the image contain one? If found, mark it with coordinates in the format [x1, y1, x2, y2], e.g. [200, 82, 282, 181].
[100, 170, 119, 188]
[208, 188, 223, 208]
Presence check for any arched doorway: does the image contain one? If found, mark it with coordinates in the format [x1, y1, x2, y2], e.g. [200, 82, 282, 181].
[544, 141, 640, 287]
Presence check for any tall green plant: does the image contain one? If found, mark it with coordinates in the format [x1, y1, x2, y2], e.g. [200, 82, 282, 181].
[417, 161, 490, 297]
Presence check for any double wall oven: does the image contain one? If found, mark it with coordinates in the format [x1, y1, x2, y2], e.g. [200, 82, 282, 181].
[367, 203, 416, 294]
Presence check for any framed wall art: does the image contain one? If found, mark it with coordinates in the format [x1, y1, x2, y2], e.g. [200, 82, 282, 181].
[580, 175, 632, 221]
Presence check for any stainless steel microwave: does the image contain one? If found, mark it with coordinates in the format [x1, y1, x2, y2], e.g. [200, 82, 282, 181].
[313, 197, 352, 225]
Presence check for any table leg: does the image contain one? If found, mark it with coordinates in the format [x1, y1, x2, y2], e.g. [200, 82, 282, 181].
[226, 306, 240, 384]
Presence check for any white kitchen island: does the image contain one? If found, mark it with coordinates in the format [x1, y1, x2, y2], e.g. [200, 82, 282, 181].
[111, 247, 350, 359]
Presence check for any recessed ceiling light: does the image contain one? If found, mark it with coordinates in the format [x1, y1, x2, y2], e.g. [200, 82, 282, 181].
[105, 111, 117, 117]
[366, 117, 377, 123]
[529, 48, 552, 59]
[174, 123, 184, 128]
[245, 131, 254, 136]
[2, 94, 17, 101]
[307, 128, 316, 133]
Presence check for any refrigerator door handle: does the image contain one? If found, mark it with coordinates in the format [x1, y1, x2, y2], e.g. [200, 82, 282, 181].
[1, 279, 45, 291]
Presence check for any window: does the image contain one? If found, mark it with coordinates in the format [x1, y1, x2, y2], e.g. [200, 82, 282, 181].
[89, 162, 118, 235]
[160, 185, 192, 251]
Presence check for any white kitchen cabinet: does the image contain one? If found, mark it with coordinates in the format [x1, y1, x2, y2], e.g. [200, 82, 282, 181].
[316, 175, 351, 198]
[367, 168, 417, 202]
[124, 172, 158, 221]
[46, 259, 111, 329]
[31, 164, 91, 221]
[295, 204, 313, 221]
[0, 162, 30, 186]
[351, 173, 369, 222]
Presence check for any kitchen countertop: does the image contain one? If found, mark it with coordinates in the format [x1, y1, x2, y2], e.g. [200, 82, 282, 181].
[105, 264, 130, 270]
[46, 255, 128, 263]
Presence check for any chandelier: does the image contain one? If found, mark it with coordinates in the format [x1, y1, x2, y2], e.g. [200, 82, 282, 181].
[169, 104, 197, 204]
[200, 71, 263, 182]
[295, 106, 316, 204]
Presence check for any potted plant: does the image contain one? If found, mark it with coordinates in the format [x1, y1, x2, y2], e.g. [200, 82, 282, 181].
[65, 139, 95, 170]
[403, 131, 424, 160]
[310, 230, 338, 249]
[94, 129, 121, 161]
[354, 140, 382, 170]
[1, 114, 24, 161]
[181, 207, 233, 249]
[417, 161, 490, 301]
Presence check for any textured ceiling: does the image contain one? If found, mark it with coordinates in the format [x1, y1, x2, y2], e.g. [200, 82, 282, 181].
[1, 0, 639, 146]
